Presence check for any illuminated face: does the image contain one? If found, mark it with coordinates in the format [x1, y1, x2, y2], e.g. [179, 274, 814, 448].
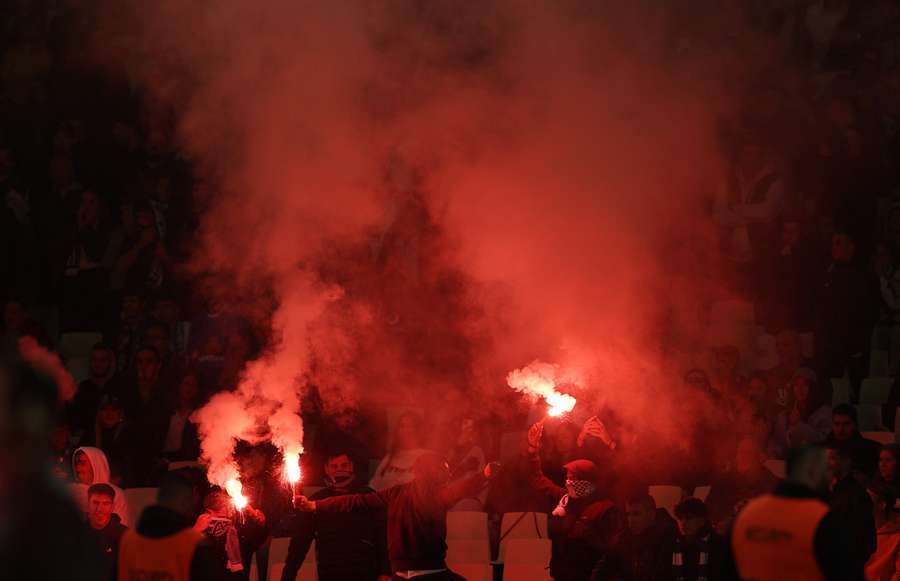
[178, 374, 200, 405]
[75, 451, 94, 485]
[88, 493, 114, 529]
[324, 454, 354, 479]
[98, 405, 123, 429]
[677, 514, 706, 538]
[880, 450, 897, 482]
[791, 376, 810, 402]
[136, 349, 161, 384]
[626, 502, 656, 535]
[90, 349, 114, 380]
[831, 414, 855, 441]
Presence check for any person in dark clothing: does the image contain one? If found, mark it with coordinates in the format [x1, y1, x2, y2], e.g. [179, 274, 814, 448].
[79, 394, 132, 484]
[524, 421, 624, 581]
[196, 489, 261, 579]
[826, 443, 877, 572]
[722, 445, 864, 581]
[66, 343, 119, 437]
[823, 404, 881, 478]
[234, 442, 293, 580]
[605, 492, 677, 581]
[815, 229, 875, 396]
[282, 451, 390, 581]
[118, 471, 222, 581]
[84, 483, 127, 581]
[120, 345, 171, 485]
[660, 498, 726, 581]
[294, 451, 493, 580]
[704, 437, 780, 532]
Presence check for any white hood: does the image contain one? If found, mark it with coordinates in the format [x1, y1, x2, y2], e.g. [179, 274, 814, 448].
[73, 446, 112, 484]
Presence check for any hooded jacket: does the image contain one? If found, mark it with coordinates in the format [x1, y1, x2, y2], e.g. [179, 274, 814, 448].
[68, 446, 130, 525]
[86, 513, 127, 581]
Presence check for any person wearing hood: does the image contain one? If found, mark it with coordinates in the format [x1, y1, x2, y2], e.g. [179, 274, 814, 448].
[523, 421, 624, 581]
[294, 451, 494, 580]
[865, 481, 900, 581]
[69, 446, 130, 525]
[282, 450, 390, 581]
[85, 483, 127, 581]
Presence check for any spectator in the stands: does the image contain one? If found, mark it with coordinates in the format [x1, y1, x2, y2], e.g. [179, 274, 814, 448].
[667, 497, 727, 581]
[121, 345, 171, 485]
[865, 481, 900, 581]
[539, 419, 584, 486]
[69, 447, 130, 526]
[112, 290, 147, 373]
[112, 198, 165, 293]
[151, 294, 190, 356]
[826, 442, 877, 572]
[67, 342, 118, 437]
[768, 329, 816, 405]
[711, 345, 744, 398]
[143, 318, 183, 387]
[59, 188, 111, 331]
[815, 228, 876, 395]
[606, 492, 677, 581]
[771, 372, 832, 454]
[80, 394, 132, 484]
[824, 403, 881, 477]
[194, 489, 257, 578]
[370, 411, 430, 491]
[705, 437, 780, 532]
[761, 218, 819, 332]
[282, 450, 389, 581]
[875, 444, 900, 491]
[443, 416, 487, 511]
[161, 369, 202, 462]
[84, 483, 127, 581]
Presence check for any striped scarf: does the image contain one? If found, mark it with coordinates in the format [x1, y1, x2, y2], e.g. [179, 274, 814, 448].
[672, 533, 709, 581]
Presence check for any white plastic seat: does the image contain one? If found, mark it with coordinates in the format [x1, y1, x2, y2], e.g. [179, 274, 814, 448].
[764, 459, 786, 479]
[857, 404, 885, 431]
[65, 356, 90, 383]
[863, 431, 895, 446]
[503, 538, 552, 581]
[649, 485, 684, 518]
[124, 487, 158, 526]
[860, 378, 893, 405]
[496, 512, 548, 564]
[831, 378, 851, 406]
[269, 537, 316, 581]
[694, 485, 711, 501]
[447, 511, 488, 539]
[446, 538, 491, 581]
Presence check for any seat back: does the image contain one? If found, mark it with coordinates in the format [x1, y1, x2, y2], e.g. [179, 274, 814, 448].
[446, 538, 491, 581]
[502, 538, 552, 581]
[863, 431, 895, 445]
[648, 485, 684, 518]
[447, 511, 488, 539]
[124, 487, 159, 527]
[496, 512, 548, 564]
[857, 404, 885, 431]
[693, 485, 711, 501]
[764, 459, 786, 479]
[831, 378, 851, 406]
[860, 378, 893, 404]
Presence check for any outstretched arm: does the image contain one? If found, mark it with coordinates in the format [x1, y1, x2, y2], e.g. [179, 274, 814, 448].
[525, 421, 565, 503]
[295, 488, 392, 514]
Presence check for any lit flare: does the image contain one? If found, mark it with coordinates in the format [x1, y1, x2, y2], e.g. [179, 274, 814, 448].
[284, 453, 302, 484]
[225, 478, 248, 510]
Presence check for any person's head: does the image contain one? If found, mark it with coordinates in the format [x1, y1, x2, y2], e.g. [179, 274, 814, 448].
[879, 445, 900, 483]
[775, 329, 800, 366]
[121, 293, 145, 321]
[78, 189, 102, 226]
[563, 459, 599, 498]
[3, 299, 27, 335]
[323, 451, 355, 490]
[235, 443, 272, 481]
[825, 444, 851, 481]
[392, 412, 425, 452]
[89, 343, 115, 382]
[96, 395, 124, 430]
[176, 370, 201, 409]
[143, 321, 171, 357]
[135, 346, 161, 385]
[674, 497, 708, 538]
[786, 446, 830, 493]
[87, 483, 115, 529]
[831, 404, 858, 441]
[747, 372, 769, 401]
[159, 471, 200, 518]
[831, 230, 856, 263]
[625, 493, 657, 535]
[413, 452, 451, 487]
[74, 450, 95, 484]
[735, 437, 764, 476]
[789, 372, 815, 404]
[202, 489, 233, 519]
[868, 481, 898, 525]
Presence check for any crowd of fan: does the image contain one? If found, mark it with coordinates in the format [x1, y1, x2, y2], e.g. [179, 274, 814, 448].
[6, 1, 900, 581]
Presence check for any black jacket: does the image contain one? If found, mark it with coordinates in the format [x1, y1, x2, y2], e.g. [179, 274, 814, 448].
[721, 481, 865, 581]
[134, 505, 224, 581]
[823, 432, 881, 478]
[87, 513, 127, 581]
[829, 475, 877, 570]
[605, 512, 677, 581]
[282, 482, 389, 581]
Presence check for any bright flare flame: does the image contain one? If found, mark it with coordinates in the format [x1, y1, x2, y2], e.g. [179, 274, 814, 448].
[284, 453, 301, 484]
[225, 478, 248, 510]
[507, 360, 579, 417]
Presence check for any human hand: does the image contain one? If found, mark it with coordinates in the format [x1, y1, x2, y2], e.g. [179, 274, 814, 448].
[193, 513, 212, 532]
[293, 495, 316, 512]
[484, 461, 501, 479]
[526, 421, 544, 453]
[578, 416, 613, 448]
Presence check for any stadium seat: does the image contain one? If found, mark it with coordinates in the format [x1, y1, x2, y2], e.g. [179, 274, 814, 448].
[831, 378, 851, 406]
[496, 512, 548, 564]
[764, 459, 785, 479]
[649, 485, 684, 518]
[503, 538, 552, 581]
[124, 487, 158, 526]
[860, 378, 893, 405]
[59, 332, 103, 359]
[447, 511, 488, 539]
[269, 537, 316, 581]
[446, 538, 491, 581]
[65, 356, 90, 383]
[863, 431, 895, 445]
[857, 404, 885, 431]
[693, 485, 711, 501]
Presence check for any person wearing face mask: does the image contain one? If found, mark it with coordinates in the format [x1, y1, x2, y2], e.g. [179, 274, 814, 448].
[282, 451, 390, 581]
[294, 451, 494, 580]
[523, 421, 624, 581]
